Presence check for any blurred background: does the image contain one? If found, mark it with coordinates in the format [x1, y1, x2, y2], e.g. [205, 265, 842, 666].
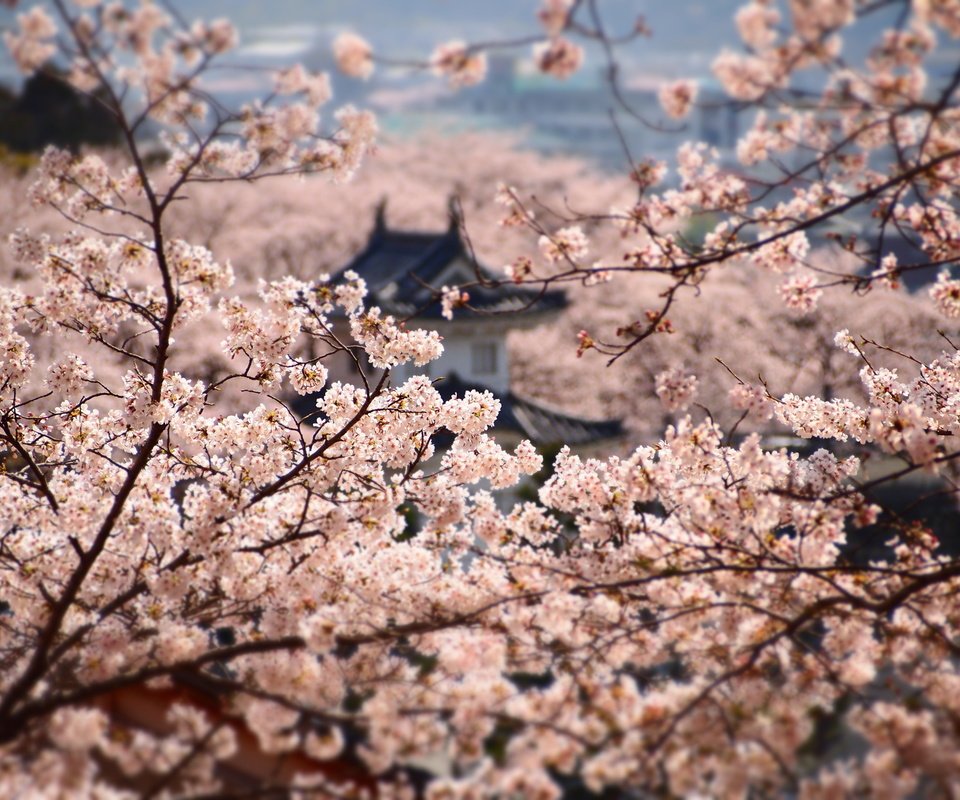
[2, 0, 748, 169]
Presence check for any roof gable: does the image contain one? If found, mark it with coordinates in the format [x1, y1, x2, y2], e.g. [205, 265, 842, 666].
[332, 200, 567, 320]
[432, 256, 478, 289]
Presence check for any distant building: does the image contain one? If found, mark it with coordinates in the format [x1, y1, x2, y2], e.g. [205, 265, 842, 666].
[416, 55, 741, 171]
[318, 200, 624, 452]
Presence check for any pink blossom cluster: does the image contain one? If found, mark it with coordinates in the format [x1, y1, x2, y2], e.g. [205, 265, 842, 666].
[658, 79, 698, 120]
[332, 32, 374, 80]
[440, 284, 470, 320]
[654, 365, 698, 412]
[538, 0, 574, 36]
[431, 41, 488, 88]
[538, 225, 589, 264]
[533, 37, 584, 80]
[929, 270, 960, 318]
[2, 6, 55, 72]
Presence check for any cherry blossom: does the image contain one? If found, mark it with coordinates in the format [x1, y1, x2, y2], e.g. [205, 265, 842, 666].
[930, 270, 960, 318]
[538, 0, 573, 36]
[430, 41, 488, 88]
[778, 273, 825, 314]
[2, 6, 56, 72]
[654, 365, 698, 412]
[658, 79, 698, 119]
[532, 37, 584, 80]
[333, 32, 375, 80]
[538, 225, 589, 264]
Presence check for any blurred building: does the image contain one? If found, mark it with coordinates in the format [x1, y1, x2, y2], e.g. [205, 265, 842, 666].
[415, 55, 741, 171]
[317, 200, 624, 452]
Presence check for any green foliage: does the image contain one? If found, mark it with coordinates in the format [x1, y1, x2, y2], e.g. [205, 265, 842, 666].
[393, 502, 422, 542]
[483, 716, 523, 766]
[681, 211, 720, 252]
[0, 67, 121, 154]
[0, 144, 38, 174]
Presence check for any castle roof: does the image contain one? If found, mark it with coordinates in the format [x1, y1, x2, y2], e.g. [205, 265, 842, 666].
[333, 200, 567, 320]
[290, 371, 624, 448]
[430, 372, 624, 447]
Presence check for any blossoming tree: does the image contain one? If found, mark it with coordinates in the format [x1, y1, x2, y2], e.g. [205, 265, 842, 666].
[4, 1, 960, 798]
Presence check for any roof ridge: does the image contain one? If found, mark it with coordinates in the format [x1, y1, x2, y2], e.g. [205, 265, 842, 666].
[508, 389, 622, 426]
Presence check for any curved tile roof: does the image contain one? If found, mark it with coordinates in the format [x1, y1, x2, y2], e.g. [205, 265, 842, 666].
[289, 372, 624, 448]
[333, 203, 567, 319]
[434, 373, 624, 447]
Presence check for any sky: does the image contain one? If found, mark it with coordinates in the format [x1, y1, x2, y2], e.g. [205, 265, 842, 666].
[1, 1, 923, 169]
[0, 1, 754, 167]
[0, 1, 746, 86]
[212, 0, 745, 78]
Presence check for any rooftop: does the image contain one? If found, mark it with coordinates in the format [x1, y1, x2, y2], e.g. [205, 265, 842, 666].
[289, 371, 624, 448]
[334, 201, 567, 320]
[434, 372, 624, 447]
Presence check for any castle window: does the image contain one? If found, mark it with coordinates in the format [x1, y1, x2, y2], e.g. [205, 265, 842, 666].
[471, 342, 497, 375]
